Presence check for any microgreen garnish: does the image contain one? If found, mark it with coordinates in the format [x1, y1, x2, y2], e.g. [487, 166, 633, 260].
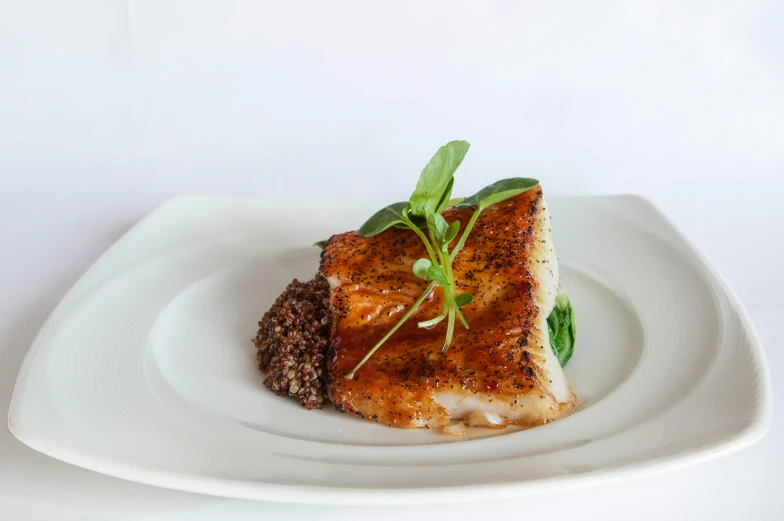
[451, 177, 539, 259]
[409, 141, 468, 217]
[345, 141, 540, 379]
[357, 202, 413, 236]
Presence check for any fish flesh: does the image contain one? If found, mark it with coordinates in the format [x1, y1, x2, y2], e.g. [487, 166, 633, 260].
[320, 186, 577, 429]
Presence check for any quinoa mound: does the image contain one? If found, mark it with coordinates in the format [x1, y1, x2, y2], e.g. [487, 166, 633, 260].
[253, 275, 331, 409]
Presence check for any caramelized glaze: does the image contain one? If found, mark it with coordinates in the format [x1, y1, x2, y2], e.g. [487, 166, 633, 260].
[320, 188, 577, 428]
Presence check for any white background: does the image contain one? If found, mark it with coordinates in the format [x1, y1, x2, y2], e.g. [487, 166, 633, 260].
[1, 1, 783, 519]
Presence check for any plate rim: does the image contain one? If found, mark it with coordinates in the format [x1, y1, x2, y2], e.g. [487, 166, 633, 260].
[7, 193, 773, 504]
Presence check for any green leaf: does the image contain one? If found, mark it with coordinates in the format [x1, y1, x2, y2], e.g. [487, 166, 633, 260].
[428, 213, 449, 245]
[548, 329, 557, 355]
[409, 140, 470, 217]
[426, 265, 450, 286]
[547, 310, 559, 339]
[435, 177, 455, 214]
[314, 239, 329, 249]
[554, 326, 573, 366]
[547, 292, 575, 366]
[412, 258, 433, 280]
[455, 177, 539, 211]
[446, 197, 465, 208]
[393, 214, 427, 230]
[555, 293, 570, 313]
[454, 292, 473, 307]
[444, 220, 460, 245]
[358, 201, 411, 237]
[569, 303, 576, 339]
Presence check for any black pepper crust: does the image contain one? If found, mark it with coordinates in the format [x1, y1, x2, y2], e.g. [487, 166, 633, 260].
[319, 187, 575, 428]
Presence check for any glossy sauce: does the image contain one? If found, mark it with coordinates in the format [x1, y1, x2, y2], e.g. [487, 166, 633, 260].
[320, 188, 575, 428]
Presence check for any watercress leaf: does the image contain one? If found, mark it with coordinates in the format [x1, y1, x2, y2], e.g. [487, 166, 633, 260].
[427, 213, 450, 245]
[409, 140, 470, 217]
[548, 328, 557, 352]
[547, 293, 575, 367]
[455, 177, 539, 211]
[556, 293, 570, 313]
[555, 326, 573, 366]
[426, 265, 450, 286]
[569, 302, 576, 339]
[454, 292, 473, 308]
[393, 213, 427, 229]
[446, 197, 465, 208]
[412, 258, 433, 280]
[358, 201, 411, 237]
[314, 239, 329, 248]
[547, 310, 559, 339]
[444, 220, 460, 244]
[435, 177, 455, 214]
[411, 215, 428, 228]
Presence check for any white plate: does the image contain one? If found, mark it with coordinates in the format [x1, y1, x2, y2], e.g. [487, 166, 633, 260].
[8, 195, 772, 504]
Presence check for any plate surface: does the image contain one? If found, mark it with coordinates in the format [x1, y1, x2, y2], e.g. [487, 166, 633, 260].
[8, 195, 771, 504]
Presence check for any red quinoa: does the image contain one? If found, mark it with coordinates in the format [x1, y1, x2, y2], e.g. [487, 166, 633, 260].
[253, 275, 331, 409]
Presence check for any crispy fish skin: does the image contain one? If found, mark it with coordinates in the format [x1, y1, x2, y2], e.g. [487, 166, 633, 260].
[320, 187, 577, 428]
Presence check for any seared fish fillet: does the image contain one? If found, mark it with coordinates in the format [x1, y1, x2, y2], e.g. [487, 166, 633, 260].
[320, 187, 577, 428]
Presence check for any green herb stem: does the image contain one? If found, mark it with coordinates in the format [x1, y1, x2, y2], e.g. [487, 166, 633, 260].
[442, 309, 456, 352]
[418, 304, 448, 328]
[405, 214, 439, 265]
[436, 239, 452, 285]
[444, 290, 469, 330]
[450, 208, 482, 261]
[346, 281, 437, 379]
[439, 243, 469, 350]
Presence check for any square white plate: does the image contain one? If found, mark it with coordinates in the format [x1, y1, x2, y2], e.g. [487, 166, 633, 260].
[8, 195, 771, 504]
